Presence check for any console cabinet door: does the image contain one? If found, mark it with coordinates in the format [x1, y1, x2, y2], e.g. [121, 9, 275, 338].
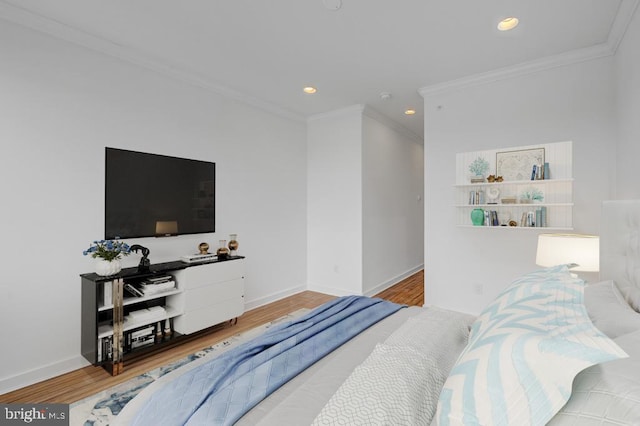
[173, 260, 245, 334]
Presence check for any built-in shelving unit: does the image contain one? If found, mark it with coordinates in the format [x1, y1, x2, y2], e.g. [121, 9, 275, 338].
[455, 141, 573, 229]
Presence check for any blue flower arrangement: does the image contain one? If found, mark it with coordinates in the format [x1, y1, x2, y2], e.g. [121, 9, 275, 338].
[83, 240, 131, 261]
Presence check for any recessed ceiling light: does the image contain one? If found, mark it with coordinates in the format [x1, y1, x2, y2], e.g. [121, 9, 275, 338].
[404, 109, 416, 116]
[497, 17, 519, 31]
[303, 86, 317, 94]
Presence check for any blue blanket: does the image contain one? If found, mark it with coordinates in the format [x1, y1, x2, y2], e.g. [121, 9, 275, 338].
[131, 295, 404, 426]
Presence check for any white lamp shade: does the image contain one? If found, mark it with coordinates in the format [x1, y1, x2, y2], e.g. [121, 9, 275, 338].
[536, 233, 599, 272]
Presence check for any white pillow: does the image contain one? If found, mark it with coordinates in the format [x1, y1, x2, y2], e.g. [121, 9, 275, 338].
[584, 280, 640, 338]
[549, 329, 640, 425]
[620, 285, 640, 312]
[433, 266, 628, 426]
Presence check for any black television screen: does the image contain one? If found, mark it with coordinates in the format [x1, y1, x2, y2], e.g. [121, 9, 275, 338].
[105, 147, 215, 239]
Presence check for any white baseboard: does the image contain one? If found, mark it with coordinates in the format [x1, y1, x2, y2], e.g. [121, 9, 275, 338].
[306, 284, 359, 297]
[308, 264, 424, 299]
[243, 284, 307, 311]
[0, 355, 90, 396]
[364, 264, 424, 298]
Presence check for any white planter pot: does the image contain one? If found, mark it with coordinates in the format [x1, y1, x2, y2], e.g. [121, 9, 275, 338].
[95, 259, 122, 276]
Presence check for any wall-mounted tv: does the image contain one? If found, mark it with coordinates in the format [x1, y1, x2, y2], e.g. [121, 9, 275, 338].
[105, 147, 215, 239]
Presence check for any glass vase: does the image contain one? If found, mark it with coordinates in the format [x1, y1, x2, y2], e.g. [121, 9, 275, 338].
[216, 240, 229, 260]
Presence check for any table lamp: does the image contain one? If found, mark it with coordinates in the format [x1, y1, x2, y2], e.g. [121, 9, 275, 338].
[535, 233, 599, 274]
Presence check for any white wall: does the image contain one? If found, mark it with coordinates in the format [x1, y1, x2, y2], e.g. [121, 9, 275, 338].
[362, 113, 424, 296]
[422, 57, 617, 314]
[615, 4, 640, 198]
[307, 107, 425, 297]
[307, 107, 364, 296]
[0, 21, 308, 393]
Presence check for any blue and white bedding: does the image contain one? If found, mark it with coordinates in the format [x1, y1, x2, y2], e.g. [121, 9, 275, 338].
[127, 295, 404, 426]
[118, 266, 640, 426]
[434, 266, 628, 426]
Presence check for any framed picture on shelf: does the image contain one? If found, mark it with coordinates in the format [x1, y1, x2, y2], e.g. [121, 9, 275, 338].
[496, 148, 545, 181]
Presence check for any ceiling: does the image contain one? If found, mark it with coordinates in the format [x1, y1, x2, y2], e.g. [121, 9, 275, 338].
[0, 0, 634, 139]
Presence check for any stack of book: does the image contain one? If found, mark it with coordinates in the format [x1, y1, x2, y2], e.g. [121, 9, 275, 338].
[125, 324, 156, 350]
[139, 275, 176, 296]
[125, 306, 167, 326]
[519, 206, 547, 227]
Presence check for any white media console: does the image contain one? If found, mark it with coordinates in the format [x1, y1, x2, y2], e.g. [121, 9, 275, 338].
[80, 256, 245, 375]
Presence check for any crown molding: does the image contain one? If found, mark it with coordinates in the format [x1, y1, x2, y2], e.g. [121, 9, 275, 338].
[307, 104, 365, 122]
[0, 1, 305, 123]
[420, 0, 639, 98]
[607, 0, 640, 52]
[419, 43, 612, 98]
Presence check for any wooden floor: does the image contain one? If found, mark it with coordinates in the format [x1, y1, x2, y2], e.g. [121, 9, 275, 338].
[0, 270, 423, 404]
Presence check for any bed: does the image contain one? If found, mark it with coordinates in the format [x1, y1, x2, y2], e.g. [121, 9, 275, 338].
[115, 200, 640, 425]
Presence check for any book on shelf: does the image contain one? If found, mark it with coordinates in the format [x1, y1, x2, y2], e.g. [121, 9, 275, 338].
[98, 335, 113, 362]
[544, 162, 550, 180]
[99, 281, 113, 307]
[536, 206, 547, 227]
[139, 280, 176, 296]
[143, 275, 174, 284]
[124, 283, 144, 297]
[125, 324, 156, 352]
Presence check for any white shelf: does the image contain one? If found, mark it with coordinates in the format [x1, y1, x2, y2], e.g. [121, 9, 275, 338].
[454, 178, 573, 187]
[458, 225, 574, 230]
[97, 306, 183, 338]
[98, 288, 182, 312]
[456, 203, 573, 208]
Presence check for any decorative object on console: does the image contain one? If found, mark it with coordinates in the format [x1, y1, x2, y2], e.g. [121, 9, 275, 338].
[468, 157, 489, 182]
[228, 234, 239, 255]
[130, 244, 151, 273]
[217, 240, 229, 259]
[470, 208, 484, 226]
[535, 233, 600, 274]
[83, 239, 131, 276]
[94, 259, 122, 277]
[198, 242, 210, 254]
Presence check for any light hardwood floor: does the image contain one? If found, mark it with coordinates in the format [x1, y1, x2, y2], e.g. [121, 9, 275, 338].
[0, 270, 423, 404]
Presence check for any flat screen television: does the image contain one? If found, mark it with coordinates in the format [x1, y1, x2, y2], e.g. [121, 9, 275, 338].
[105, 147, 215, 239]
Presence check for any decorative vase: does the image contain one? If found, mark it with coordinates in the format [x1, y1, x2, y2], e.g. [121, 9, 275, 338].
[470, 208, 485, 226]
[198, 242, 210, 254]
[216, 240, 229, 260]
[228, 234, 239, 256]
[95, 259, 122, 276]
